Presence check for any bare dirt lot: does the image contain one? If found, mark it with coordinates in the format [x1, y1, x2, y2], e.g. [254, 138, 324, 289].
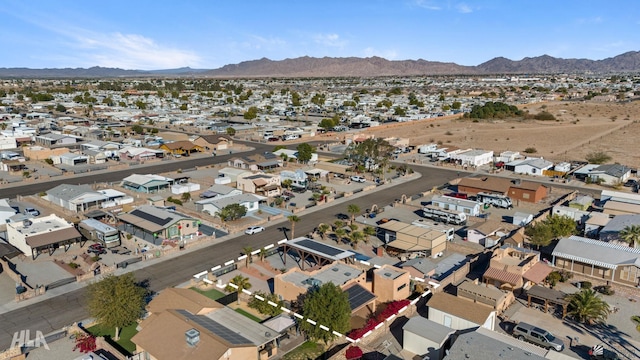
[364, 100, 640, 168]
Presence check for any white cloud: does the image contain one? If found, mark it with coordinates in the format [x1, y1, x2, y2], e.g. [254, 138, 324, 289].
[363, 47, 399, 60]
[246, 35, 287, 50]
[413, 0, 441, 10]
[576, 16, 603, 25]
[313, 33, 347, 48]
[456, 3, 473, 13]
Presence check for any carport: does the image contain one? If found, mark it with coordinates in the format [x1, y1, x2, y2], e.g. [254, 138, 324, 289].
[525, 285, 568, 319]
[279, 237, 355, 270]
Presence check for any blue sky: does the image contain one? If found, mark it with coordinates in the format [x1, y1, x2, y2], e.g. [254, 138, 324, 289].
[1, 0, 638, 70]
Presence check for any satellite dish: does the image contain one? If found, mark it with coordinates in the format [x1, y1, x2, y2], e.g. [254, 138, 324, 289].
[265, 332, 271, 337]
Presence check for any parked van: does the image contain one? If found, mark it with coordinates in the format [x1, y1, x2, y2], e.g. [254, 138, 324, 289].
[512, 322, 564, 351]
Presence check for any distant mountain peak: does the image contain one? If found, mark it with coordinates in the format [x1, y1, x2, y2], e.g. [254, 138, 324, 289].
[1, 51, 639, 78]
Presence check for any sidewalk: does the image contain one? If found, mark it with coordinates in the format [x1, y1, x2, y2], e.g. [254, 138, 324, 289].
[0, 171, 422, 315]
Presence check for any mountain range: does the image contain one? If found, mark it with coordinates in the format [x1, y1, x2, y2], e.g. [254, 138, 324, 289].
[1, 51, 639, 78]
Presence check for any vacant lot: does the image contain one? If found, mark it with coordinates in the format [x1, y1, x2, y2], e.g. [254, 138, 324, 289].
[364, 100, 640, 168]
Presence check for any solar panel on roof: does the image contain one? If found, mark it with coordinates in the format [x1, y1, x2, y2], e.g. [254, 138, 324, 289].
[131, 209, 172, 226]
[176, 310, 252, 345]
[345, 285, 376, 311]
[297, 239, 344, 256]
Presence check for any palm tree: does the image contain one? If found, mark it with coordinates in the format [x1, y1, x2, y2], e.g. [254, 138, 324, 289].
[349, 224, 359, 232]
[225, 275, 252, 304]
[287, 215, 300, 239]
[349, 231, 365, 249]
[317, 223, 331, 240]
[363, 226, 376, 244]
[333, 220, 345, 230]
[258, 248, 268, 262]
[242, 246, 253, 267]
[566, 288, 610, 325]
[334, 228, 347, 244]
[347, 204, 361, 224]
[619, 225, 640, 248]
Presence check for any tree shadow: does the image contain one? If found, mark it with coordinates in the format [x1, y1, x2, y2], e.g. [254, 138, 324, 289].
[564, 319, 639, 359]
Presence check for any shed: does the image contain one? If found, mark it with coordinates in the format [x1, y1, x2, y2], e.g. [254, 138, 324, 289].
[403, 316, 454, 360]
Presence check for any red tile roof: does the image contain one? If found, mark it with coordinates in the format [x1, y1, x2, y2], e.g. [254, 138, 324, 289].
[523, 262, 553, 284]
[483, 267, 521, 286]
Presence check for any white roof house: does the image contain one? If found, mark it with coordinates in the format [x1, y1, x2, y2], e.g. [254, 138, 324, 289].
[507, 157, 553, 176]
[450, 149, 494, 167]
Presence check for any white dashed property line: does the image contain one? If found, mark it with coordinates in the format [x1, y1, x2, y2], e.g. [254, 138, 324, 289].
[421, 290, 432, 297]
[374, 322, 384, 330]
[280, 307, 290, 313]
[428, 281, 440, 288]
[359, 260, 370, 266]
[216, 283, 226, 289]
[332, 331, 343, 337]
[254, 295, 265, 301]
[267, 301, 279, 307]
[412, 277, 425, 282]
[242, 289, 252, 295]
[319, 325, 329, 331]
[227, 283, 238, 289]
[264, 244, 274, 250]
[345, 337, 356, 343]
[211, 265, 221, 271]
[202, 278, 213, 285]
[237, 255, 247, 261]
[251, 249, 261, 255]
[386, 314, 396, 322]
[277, 239, 287, 244]
[398, 306, 408, 313]
[306, 319, 317, 325]
[373, 264, 381, 269]
[410, 298, 419, 305]
[293, 313, 304, 319]
[224, 260, 235, 266]
[193, 271, 208, 278]
[363, 330, 373, 338]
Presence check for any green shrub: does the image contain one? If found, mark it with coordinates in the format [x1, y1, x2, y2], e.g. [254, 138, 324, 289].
[68, 262, 80, 269]
[546, 271, 562, 287]
[580, 281, 592, 289]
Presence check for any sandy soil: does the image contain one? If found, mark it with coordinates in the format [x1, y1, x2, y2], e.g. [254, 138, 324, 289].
[363, 100, 640, 168]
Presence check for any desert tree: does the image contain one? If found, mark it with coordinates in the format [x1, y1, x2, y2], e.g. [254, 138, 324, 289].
[299, 283, 350, 345]
[86, 273, 147, 340]
[566, 289, 611, 325]
[225, 275, 252, 305]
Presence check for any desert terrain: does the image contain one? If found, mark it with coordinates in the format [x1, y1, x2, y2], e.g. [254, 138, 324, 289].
[363, 100, 640, 168]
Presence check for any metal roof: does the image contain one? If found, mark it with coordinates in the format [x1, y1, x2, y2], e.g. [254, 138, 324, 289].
[552, 235, 640, 270]
[286, 237, 355, 261]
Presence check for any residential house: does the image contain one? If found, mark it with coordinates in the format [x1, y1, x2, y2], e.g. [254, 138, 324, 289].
[58, 152, 89, 166]
[6, 214, 82, 259]
[46, 184, 108, 212]
[118, 205, 198, 245]
[427, 292, 496, 331]
[402, 316, 455, 360]
[196, 193, 262, 216]
[494, 151, 522, 163]
[377, 220, 447, 257]
[237, 173, 281, 197]
[34, 133, 78, 147]
[274, 262, 377, 319]
[192, 134, 233, 151]
[82, 148, 108, 164]
[483, 246, 552, 292]
[457, 177, 547, 203]
[431, 195, 481, 217]
[131, 288, 279, 360]
[568, 195, 594, 211]
[399, 257, 438, 279]
[552, 235, 640, 287]
[228, 153, 282, 172]
[600, 190, 640, 216]
[584, 212, 611, 237]
[551, 205, 589, 223]
[505, 157, 553, 176]
[456, 280, 515, 314]
[449, 149, 494, 167]
[272, 149, 318, 164]
[121, 174, 173, 193]
[586, 164, 632, 185]
[218, 167, 253, 183]
[198, 184, 243, 199]
[159, 141, 203, 157]
[371, 264, 411, 303]
[512, 212, 533, 226]
[466, 219, 509, 247]
[22, 146, 70, 160]
[280, 170, 308, 190]
[119, 146, 164, 161]
[598, 214, 640, 245]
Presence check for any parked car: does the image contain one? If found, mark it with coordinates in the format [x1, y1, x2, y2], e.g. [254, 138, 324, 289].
[350, 175, 366, 183]
[87, 243, 107, 255]
[245, 226, 265, 235]
[445, 192, 468, 199]
[623, 179, 637, 187]
[512, 322, 564, 351]
[23, 207, 40, 216]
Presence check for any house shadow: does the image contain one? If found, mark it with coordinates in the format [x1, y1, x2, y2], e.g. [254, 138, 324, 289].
[502, 215, 513, 223]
